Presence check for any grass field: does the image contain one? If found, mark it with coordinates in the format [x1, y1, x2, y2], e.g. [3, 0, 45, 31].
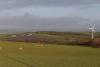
[0, 41, 99, 67]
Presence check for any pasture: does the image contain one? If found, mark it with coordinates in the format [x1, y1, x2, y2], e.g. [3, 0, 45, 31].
[0, 41, 99, 67]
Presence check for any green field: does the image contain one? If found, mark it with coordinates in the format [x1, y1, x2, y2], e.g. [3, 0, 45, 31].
[0, 41, 99, 67]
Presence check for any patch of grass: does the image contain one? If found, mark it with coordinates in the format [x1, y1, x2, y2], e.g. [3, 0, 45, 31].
[0, 41, 99, 67]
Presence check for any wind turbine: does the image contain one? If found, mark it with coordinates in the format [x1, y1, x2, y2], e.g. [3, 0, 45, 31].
[89, 24, 96, 39]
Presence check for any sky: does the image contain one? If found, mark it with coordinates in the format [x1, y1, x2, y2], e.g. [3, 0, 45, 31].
[0, 0, 100, 32]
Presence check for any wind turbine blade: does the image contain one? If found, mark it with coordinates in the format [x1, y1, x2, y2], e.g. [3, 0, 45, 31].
[93, 24, 95, 29]
[89, 28, 92, 29]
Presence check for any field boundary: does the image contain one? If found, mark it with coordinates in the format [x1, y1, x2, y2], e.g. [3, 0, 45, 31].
[0, 54, 34, 67]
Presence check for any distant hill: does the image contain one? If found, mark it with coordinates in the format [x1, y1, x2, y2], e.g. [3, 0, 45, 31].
[0, 31, 100, 47]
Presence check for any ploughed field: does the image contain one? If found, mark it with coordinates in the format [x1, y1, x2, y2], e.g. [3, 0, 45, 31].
[0, 41, 99, 67]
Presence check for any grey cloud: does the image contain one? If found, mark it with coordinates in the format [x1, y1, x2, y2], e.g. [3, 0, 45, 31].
[0, 14, 98, 31]
[10, 0, 100, 6]
[0, 0, 100, 10]
[77, 4, 100, 9]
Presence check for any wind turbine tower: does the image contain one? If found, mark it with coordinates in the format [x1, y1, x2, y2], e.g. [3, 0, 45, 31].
[89, 24, 96, 39]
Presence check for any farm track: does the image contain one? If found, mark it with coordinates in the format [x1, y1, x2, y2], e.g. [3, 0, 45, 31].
[0, 54, 34, 67]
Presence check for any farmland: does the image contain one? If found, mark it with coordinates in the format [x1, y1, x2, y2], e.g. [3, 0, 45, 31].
[0, 31, 100, 47]
[0, 41, 99, 67]
[0, 32, 93, 44]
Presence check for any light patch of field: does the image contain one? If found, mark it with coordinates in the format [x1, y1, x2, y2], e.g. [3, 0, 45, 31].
[0, 41, 99, 67]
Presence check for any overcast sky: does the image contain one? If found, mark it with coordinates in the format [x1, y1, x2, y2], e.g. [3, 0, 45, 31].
[0, 0, 100, 32]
